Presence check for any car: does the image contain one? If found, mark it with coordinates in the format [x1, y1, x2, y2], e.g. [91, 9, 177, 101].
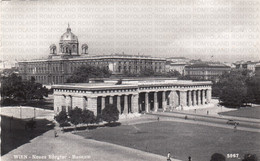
[226, 120, 239, 125]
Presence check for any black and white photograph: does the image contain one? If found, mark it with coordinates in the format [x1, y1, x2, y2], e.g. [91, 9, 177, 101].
[1, 0, 260, 160]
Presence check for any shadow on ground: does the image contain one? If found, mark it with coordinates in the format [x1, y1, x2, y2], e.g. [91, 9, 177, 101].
[219, 106, 260, 119]
[1, 115, 54, 156]
[62, 122, 121, 132]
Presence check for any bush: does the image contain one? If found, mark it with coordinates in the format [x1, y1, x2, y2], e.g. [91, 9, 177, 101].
[242, 154, 258, 161]
[210, 153, 226, 161]
[101, 104, 119, 124]
[82, 109, 95, 126]
[68, 107, 83, 127]
[54, 110, 68, 129]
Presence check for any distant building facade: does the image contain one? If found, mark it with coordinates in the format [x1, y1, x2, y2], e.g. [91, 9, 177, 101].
[52, 78, 213, 116]
[235, 61, 258, 73]
[255, 63, 260, 78]
[165, 61, 186, 75]
[185, 63, 231, 81]
[165, 57, 189, 75]
[18, 25, 166, 85]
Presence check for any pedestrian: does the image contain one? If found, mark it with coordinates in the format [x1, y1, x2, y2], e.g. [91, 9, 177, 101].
[167, 152, 171, 161]
[157, 117, 160, 121]
[188, 156, 192, 161]
[234, 123, 237, 131]
[54, 130, 58, 137]
[207, 110, 209, 115]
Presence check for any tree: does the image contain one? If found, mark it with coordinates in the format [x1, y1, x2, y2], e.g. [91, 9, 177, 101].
[81, 109, 95, 126]
[215, 70, 250, 107]
[246, 77, 260, 104]
[139, 68, 156, 77]
[166, 70, 181, 77]
[68, 107, 83, 128]
[1, 73, 48, 104]
[1, 73, 24, 101]
[210, 153, 226, 161]
[54, 110, 69, 130]
[242, 154, 258, 161]
[101, 104, 119, 124]
[66, 65, 111, 83]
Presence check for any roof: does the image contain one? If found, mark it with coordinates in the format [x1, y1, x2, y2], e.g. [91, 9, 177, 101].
[18, 54, 167, 63]
[186, 63, 230, 68]
[52, 79, 212, 91]
[60, 25, 78, 42]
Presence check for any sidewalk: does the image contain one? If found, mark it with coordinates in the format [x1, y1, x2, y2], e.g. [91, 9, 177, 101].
[0, 106, 54, 120]
[168, 107, 260, 123]
[2, 129, 181, 161]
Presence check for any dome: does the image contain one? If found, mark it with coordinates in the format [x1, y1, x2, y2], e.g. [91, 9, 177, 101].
[60, 24, 78, 42]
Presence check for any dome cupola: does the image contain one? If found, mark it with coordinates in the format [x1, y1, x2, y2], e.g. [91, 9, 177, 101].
[59, 23, 79, 55]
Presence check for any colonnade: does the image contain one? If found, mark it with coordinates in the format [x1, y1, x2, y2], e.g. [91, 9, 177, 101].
[138, 88, 212, 112]
[54, 87, 212, 115]
[99, 94, 139, 115]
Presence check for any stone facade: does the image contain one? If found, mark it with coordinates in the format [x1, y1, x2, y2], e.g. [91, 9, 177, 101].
[52, 78, 213, 116]
[18, 26, 166, 85]
[185, 63, 231, 81]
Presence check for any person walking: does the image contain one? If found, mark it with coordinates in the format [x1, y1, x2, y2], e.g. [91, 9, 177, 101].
[167, 152, 171, 161]
[234, 122, 238, 132]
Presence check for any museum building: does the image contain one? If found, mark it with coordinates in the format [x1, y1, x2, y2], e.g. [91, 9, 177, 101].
[52, 78, 212, 115]
[18, 25, 166, 85]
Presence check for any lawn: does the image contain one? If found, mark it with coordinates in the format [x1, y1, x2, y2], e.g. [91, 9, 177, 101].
[219, 106, 260, 119]
[1, 115, 54, 155]
[75, 121, 260, 161]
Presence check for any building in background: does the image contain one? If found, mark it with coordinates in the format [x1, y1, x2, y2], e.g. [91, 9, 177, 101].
[165, 61, 186, 75]
[166, 57, 190, 64]
[185, 63, 231, 81]
[255, 63, 260, 78]
[234, 61, 258, 73]
[165, 57, 189, 75]
[18, 25, 166, 85]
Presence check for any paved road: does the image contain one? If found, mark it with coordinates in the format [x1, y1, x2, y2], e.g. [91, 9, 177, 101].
[1, 128, 181, 161]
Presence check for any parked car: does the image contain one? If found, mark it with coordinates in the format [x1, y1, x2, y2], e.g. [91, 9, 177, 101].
[226, 120, 239, 125]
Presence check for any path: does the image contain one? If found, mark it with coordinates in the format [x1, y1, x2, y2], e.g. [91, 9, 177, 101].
[1, 129, 180, 161]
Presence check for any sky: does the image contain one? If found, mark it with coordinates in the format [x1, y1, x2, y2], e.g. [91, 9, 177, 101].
[1, 0, 260, 65]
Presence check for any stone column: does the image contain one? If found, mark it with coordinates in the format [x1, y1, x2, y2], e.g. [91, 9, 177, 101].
[193, 90, 197, 106]
[162, 91, 166, 111]
[117, 95, 121, 114]
[101, 96, 105, 110]
[154, 92, 158, 112]
[66, 96, 72, 112]
[87, 96, 97, 116]
[124, 95, 128, 114]
[145, 92, 149, 113]
[109, 96, 113, 104]
[172, 90, 178, 109]
[206, 89, 212, 103]
[132, 94, 139, 113]
[82, 97, 87, 110]
[168, 91, 173, 110]
[201, 90, 205, 105]
[197, 90, 201, 106]
[179, 91, 187, 107]
[188, 91, 192, 106]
